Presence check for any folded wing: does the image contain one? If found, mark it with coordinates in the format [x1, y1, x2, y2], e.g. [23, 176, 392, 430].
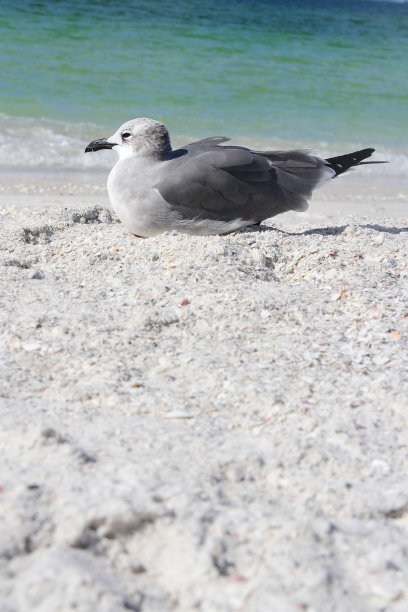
[156, 139, 332, 223]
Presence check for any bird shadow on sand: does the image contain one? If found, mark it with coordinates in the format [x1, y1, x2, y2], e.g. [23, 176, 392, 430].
[362, 224, 408, 235]
[248, 223, 408, 237]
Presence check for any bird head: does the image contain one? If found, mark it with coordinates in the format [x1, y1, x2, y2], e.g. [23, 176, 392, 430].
[85, 118, 172, 160]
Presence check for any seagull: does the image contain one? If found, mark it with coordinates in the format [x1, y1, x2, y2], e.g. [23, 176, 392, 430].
[85, 118, 385, 237]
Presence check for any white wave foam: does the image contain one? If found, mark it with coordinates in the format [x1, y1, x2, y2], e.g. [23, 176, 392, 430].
[0, 115, 115, 170]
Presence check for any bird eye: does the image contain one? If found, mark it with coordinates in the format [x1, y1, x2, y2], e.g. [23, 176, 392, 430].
[122, 132, 131, 139]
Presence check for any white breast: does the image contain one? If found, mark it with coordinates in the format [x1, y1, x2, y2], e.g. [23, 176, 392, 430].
[107, 158, 176, 237]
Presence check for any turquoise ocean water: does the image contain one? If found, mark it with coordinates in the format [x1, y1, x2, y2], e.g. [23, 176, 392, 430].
[0, 0, 407, 172]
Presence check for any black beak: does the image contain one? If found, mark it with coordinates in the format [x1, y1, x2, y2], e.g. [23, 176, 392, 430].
[85, 138, 117, 153]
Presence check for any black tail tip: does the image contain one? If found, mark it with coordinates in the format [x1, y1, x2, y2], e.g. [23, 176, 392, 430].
[325, 147, 377, 176]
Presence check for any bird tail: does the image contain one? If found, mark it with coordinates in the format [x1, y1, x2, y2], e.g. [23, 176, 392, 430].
[325, 148, 388, 177]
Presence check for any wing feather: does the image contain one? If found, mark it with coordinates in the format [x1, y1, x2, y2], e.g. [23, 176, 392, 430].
[157, 141, 330, 222]
[157, 147, 261, 215]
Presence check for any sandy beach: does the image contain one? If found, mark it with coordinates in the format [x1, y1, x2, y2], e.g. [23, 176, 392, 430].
[0, 168, 407, 611]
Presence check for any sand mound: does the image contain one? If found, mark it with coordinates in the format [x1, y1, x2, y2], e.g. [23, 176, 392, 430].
[1, 206, 408, 611]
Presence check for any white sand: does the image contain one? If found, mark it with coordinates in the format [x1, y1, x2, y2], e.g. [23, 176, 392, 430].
[1, 172, 408, 612]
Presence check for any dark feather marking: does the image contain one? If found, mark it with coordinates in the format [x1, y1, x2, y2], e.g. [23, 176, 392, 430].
[325, 148, 376, 176]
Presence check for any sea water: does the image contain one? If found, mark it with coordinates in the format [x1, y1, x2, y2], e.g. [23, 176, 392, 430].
[0, 0, 407, 173]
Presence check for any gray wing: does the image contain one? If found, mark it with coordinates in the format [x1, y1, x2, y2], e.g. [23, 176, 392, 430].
[157, 139, 331, 223]
[182, 136, 231, 150]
